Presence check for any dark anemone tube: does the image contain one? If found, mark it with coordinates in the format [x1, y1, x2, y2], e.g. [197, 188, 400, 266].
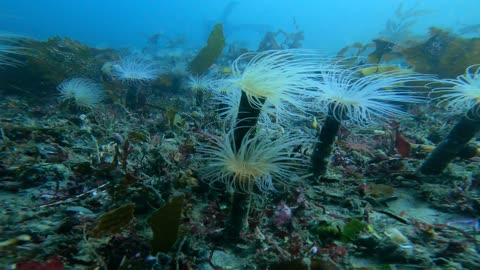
[233, 91, 265, 149]
[310, 113, 342, 179]
[420, 106, 480, 175]
[226, 90, 266, 239]
[125, 86, 146, 110]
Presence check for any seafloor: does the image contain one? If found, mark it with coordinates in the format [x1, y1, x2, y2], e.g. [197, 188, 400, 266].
[1, 30, 480, 270]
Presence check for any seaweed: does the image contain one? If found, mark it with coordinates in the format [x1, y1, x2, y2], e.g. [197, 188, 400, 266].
[365, 184, 395, 198]
[310, 225, 342, 244]
[148, 194, 185, 253]
[341, 219, 366, 242]
[367, 39, 393, 64]
[257, 27, 304, 51]
[379, 3, 432, 44]
[403, 28, 480, 78]
[90, 203, 136, 238]
[189, 24, 225, 75]
[337, 42, 373, 58]
[0, 36, 116, 102]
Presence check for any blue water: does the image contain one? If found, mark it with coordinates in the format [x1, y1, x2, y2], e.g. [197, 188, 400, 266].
[1, 0, 478, 53]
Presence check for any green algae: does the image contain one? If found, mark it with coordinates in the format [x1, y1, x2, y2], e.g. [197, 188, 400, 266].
[310, 225, 342, 243]
[189, 24, 225, 75]
[403, 28, 480, 78]
[341, 219, 366, 242]
[91, 203, 136, 238]
[368, 39, 395, 64]
[148, 195, 184, 253]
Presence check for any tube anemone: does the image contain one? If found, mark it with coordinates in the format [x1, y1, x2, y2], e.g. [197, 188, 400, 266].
[228, 49, 333, 119]
[57, 78, 105, 110]
[421, 65, 480, 175]
[111, 56, 162, 110]
[312, 67, 429, 125]
[203, 49, 330, 239]
[199, 128, 304, 194]
[429, 64, 480, 116]
[199, 125, 306, 238]
[112, 56, 161, 85]
[311, 67, 430, 178]
[208, 78, 242, 122]
[186, 74, 214, 92]
[208, 79, 276, 129]
[186, 74, 215, 106]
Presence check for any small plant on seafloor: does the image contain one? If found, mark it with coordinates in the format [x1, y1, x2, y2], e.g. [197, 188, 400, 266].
[57, 78, 105, 110]
[421, 64, 480, 175]
[310, 67, 432, 178]
[111, 56, 162, 85]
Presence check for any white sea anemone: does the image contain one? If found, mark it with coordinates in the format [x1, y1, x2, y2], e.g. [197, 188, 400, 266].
[312, 67, 430, 125]
[198, 127, 305, 194]
[430, 64, 480, 114]
[227, 49, 332, 118]
[186, 74, 215, 91]
[57, 78, 105, 109]
[112, 56, 162, 85]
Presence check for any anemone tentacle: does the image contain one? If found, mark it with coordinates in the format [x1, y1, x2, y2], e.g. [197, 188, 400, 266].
[227, 49, 336, 120]
[57, 78, 105, 109]
[312, 66, 431, 125]
[430, 64, 480, 115]
[111, 56, 162, 85]
[198, 126, 306, 194]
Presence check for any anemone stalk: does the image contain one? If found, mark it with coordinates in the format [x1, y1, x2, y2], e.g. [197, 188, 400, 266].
[421, 65, 480, 174]
[310, 110, 342, 178]
[226, 91, 266, 240]
[310, 67, 430, 179]
[420, 105, 480, 175]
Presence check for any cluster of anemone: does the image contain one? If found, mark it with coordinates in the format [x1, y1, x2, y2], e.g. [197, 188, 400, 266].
[197, 50, 316, 194]
[57, 78, 105, 110]
[199, 50, 331, 194]
[111, 56, 162, 85]
[200, 49, 437, 193]
[197, 49, 480, 239]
